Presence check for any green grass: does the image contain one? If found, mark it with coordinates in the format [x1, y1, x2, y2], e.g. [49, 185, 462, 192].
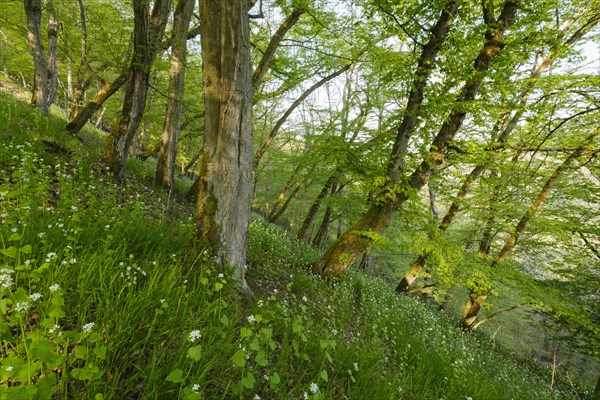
[0, 92, 586, 399]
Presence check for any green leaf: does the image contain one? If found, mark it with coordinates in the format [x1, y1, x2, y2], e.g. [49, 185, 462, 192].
[166, 369, 185, 383]
[240, 327, 252, 338]
[231, 349, 247, 368]
[93, 345, 107, 360]
[74, 345, 88, 359]
[320, 370, 329, 382]
[20, 244, 32, 254]
[187, 345, 202, 361]
[255, 350, 268, 366]
[249, 338, 260, 351]
[71, 363, 101, 381]
[269, 372, 280, 389]
[1, 246, 17, 258]
[241, 372, 255, 389]
[220, 314, 229, 326]
[8, 233, 21, 242]
[32, 374, 57, 399]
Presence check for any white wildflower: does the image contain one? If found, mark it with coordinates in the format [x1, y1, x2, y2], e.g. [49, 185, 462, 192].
[29, 293, 43, 302]
[0, 269, 15, 289]
[247, 315, 255, 324]
[189, 330, 201, 342]
[192, 383, 200, 392]
[15, 302, 30, 313]
[310, 382, 318, 393]
[49, 283, 60, 292]
[82, 322, 95, 333]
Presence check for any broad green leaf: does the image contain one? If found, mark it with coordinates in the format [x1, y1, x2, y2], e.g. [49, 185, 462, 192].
[269, 372, 280, 389]
[220, 314, 229, 326]
[255, 350, 268, 366]
[320, 370, 329, 382]
[241, 372, 255, 389]
[231, 349, 246, 368]
[187, 345, 202, 361]
[71, 363, 101, 381]
[93, 345, 107, 360]
[8, 233, 21, 242]
[240, 327, 252, 338]
[1, 246, 17, 258]
[166, 369, 185, 383]
[74, 345, 88, 359]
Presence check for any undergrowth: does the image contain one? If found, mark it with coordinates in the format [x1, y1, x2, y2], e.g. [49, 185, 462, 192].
[0, 92, 583, 399]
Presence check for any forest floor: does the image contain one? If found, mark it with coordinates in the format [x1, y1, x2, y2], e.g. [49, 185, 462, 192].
[0, 87, 594, 399]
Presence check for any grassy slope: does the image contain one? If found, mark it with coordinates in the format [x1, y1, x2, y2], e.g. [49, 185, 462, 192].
[0, 91, 581, 399]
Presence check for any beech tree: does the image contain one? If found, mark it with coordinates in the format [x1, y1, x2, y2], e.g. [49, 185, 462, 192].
[395, 9, 600, 294]
[313, 1, 522, 278]
[195, 0, 253, 293]
[24, 0, 48, 113]
[103, 0, 171, 180]
[156, 0, 196, 190]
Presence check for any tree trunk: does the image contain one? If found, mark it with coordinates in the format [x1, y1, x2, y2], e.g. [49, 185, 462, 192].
[315, 1, 521, 279]
[461, 130, 599, 329]
[312, 205, 333, 249]
[0, 30, 8, 77]
[24, 0, 49, 114]
[156, 0, 195, 189]
[45, 0, 59, 105]
[252, 7, 305, 91]
[103, 0, 171, 179]
[396, 254, 428, 293]
[66, 72, 128, 134]
[66, 58, 74, 114]
[195, 0, 253, 293]
[267, 179, 306, 223]
[298, 175, 336, 241]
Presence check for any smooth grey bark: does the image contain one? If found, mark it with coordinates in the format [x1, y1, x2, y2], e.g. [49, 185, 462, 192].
[195, 0, 253, 293]
[156, 0, 195, 189]
[0, 30, 8, 77]
[252, 6, 306, 91]
[24, 0, 49, 113]
[297, 175, 336, 241]
[103, 0, 171, 179]
[45, 0, 59, 105]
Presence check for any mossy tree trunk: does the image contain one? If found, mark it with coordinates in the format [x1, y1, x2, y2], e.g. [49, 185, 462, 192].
[195, 0, 253, 293]
[316, 1, 522, 279]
